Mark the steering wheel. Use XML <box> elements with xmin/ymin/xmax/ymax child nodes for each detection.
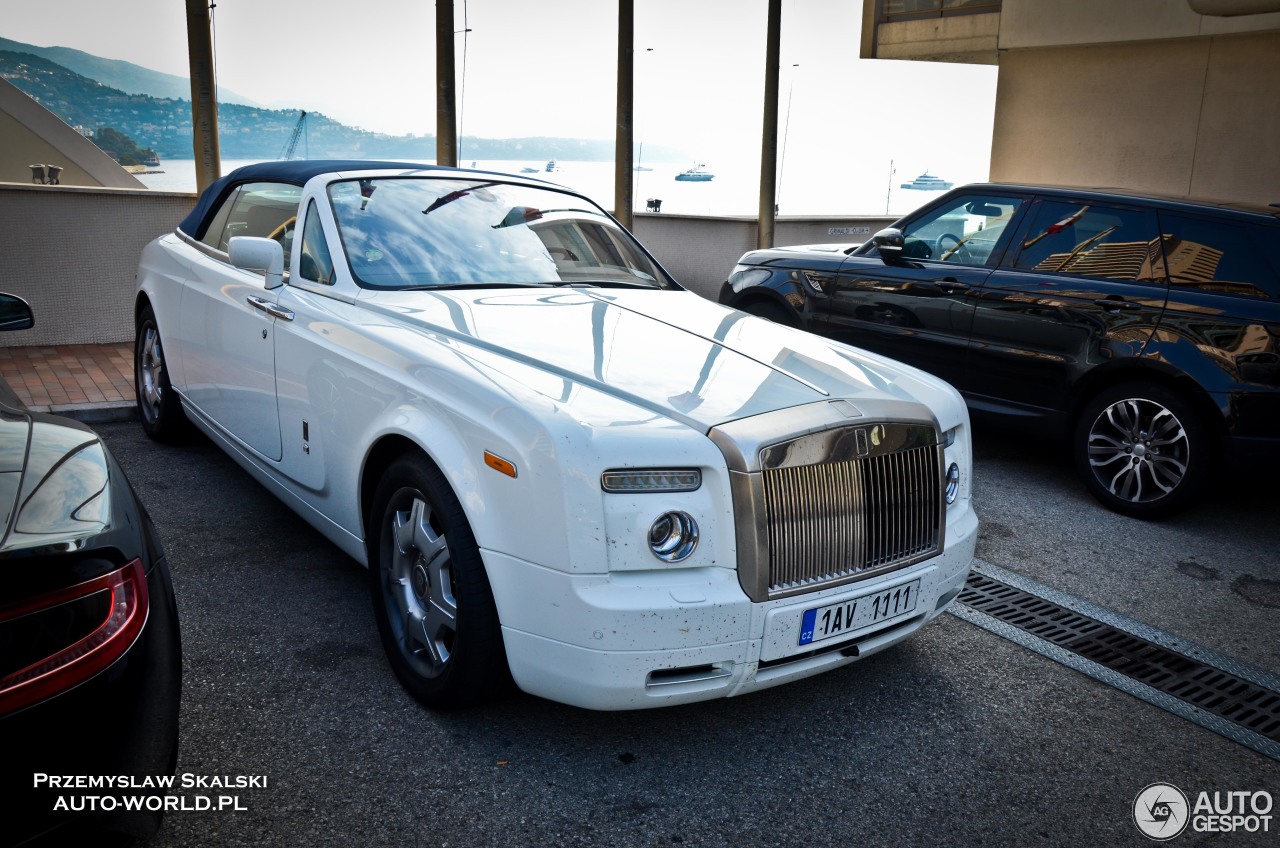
<box><xmin>936</xmin><ymin>233</ymin><xmax>962</xmax><ymax>252</ymax></box>
<box><xmin>939</xmin><ymin>232</ymin><xmax>976</xmax><ymax>262</ymax></box>
<box><xmin>267</xmin><ymin>216</ymin><xmax>297</xmax><ymax>243</ymax></box>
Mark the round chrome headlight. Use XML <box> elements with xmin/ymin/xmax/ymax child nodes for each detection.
<box><xmin>945</xmin><ymin>462</ymin><xmax>961</xmax><ymax>504</ymax></box>
<box><xmin>648</xmin><ymin>511</ymin><xmax>699</xmax><ymax>562</ymax></box>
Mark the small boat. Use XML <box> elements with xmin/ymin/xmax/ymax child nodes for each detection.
<box><xmin>675</xmin><ymin>164</ymin><xmax>714</xmax><ymax>182</ymax></box>
<box><xmin>900</xmin><ymin>171</ymin><xmax>952</xmax><ymax>191</ymax></box>
<box><xmin>520</xmin><ymin>166</ymin><xmax>540</xmax><ymax>173</ymax></box>
<box><xmin>545</xmin><ymin>159</ymin><xmax>558</xmax><ymax>172</ymax></box>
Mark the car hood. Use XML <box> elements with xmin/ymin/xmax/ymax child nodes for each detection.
<box><xmin>0</xmin><ymin>403</ymin><xmax>113</xmax><ymax>554</ymax></box>
<box><xmin>356</xmin><ymin>287</ymin><xmax>953</xmax><ymax>432</ymax></box>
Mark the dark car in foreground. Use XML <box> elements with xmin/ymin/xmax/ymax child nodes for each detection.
<box><xmin>0</xmin><ymin>293</ymin><xmax>181</xmax><ymax>845</ymax></box>
<box><xmin>721</xmin><ymin>183</ymin><xmax>1280</xmax><ymax>518</ymax></box>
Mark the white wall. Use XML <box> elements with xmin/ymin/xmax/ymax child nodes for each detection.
<box><xmin>0</xmin><ymin>184</ymin><xmax>191</xmax><ymax>345</ymax></box>
<box><xmin>990</xmin><ymin>31</ymin><xmax>1280</xmax><ymax>204</ymax></box>
<box><xmin>998</xmin><ymin>0</ymin><xmax>1280</xmax><ymax>47</ymax></box>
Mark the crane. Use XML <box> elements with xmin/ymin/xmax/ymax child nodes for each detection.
<box><xmin>279</xmin><ymin>111</ymin><xmax>308</xmax><ymax>160</ymax></box>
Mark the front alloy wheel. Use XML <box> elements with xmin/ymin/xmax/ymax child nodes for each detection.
<box><xmin>369</xmin><ymin>454</ymin><xmax>509</xmax><ymax>708</ymax></box>
<box><xmin>382</xmin><ymin>495</ymin><xmax>458</xmax><ymax>679</ymax></box>
<box><xmin>1075</xmin><ymin>384</ymin><xmax>1208</xmax><ymax>519</ymax></box>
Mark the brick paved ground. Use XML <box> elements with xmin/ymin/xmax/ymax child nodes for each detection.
<box><xmin>0</xmin><ymin>342</ymin><xmax>134</xmax><ymax>409</ymax></box>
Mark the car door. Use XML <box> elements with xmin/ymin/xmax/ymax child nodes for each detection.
<box><xmin>177</xmin><ymin>181</ymin><xmax>302</xmax><ymax>461</ymax></box>
<box><xmin>810</xmin><ymin>192</ymin><xmax>1029</xmax><ymax>391</ymax></box>
<box><xmin>964</xmin><ymin>197</ymin><xmax>1169</xmax><ymax>426</ymax></box>
<box><xmin>271</xmin><ymin>197</ymin><xmax>356</xmax><ymax>493</ymax></box>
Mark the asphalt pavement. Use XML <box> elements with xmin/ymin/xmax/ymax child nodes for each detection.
<box><xmin>92</xmin><ymin>420</ymin><xmax>1279</xmax><ymax>848</ymax></box>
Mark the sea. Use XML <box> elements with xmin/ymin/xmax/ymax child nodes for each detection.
<box><xmin>136</xmin><ymin>156</ymin><xmax>987</xmax><ymax>219</ymax></box>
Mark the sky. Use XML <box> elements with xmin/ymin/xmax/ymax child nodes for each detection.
<box><xmin>2</xmin><ymin>0</ymin><xmax>999</xmax><ymax>199</ymax></box>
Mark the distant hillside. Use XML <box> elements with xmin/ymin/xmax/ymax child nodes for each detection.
<box><xmin>0</xmin><ymin>36</ymin><xmax>259</xmax><ymax>106</ymax></box>
<box><xmin>0</xmin><ymin>44</ymin><xmax>689</xmax><ymax>163</ymax></box>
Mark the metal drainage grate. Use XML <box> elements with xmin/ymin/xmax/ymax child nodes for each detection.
<box><xmin>954</xmin><ymin>566</ymin><xmax>1280</xmax><ymax>760</ymax></box>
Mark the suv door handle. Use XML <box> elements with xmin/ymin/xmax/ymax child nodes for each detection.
<box><xmin>247</xmin><ymin>295</ymin><xmax>295</xmax><ymax>321</ymax></box>
<box><xmin>933</xmin><ymin>279</ymin><xmax>971</xmax><ymax>294</ymax></box>
<box><xmin>1094</xmin><ymin>296</ymin><xmax>1140</xmax><ymax>312</ymax></box>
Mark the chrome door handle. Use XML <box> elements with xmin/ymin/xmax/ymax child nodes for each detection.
<box><xmin>933</xmin><ymin>279</ymin><xmax>971</xmax><ymax>294</ymax></box>
<box><xmin>1094</xmin><ymin>297</ymin><xmax>1140</xmax><ymax>312</ymax></box>
<box><xmin>247</xmin><ymin>296</ymin><xmax>295</xmax><ymax>321</ymax></box>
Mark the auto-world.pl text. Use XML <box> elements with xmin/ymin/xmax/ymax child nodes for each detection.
<box><xmin>34</xmin><ymin>773</ymin><xmax>268</xmax><ymax>812</ymax></box>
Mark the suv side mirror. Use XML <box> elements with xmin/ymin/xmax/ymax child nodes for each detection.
<box><xmin>0</xmin><ymin>292</ymin><xmax>34</xmax><ymax>331</ymax></box>
<box><xmin>872</xmin><ymin>228</ymin><xmax>906</xmax><ymax>264</ymax></box>
<box><xmin>228</xmin><ymin>237</ymin><xmax>285</xmax><ymax>290</ymax></box>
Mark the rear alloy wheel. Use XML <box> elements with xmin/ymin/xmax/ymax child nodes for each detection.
<box><xmin>1074</xmin><ymin>383</ymin><xmax>1209</xmax><ymax>519</ymax></box>
<box><xmin>135</xmin><ymin>305</ymin><xmax>188</xmax><ymax>440</ymax></box>
<box><xmin>369</xmin><ymin>454</ymin><xmax>509</xmax><ymax>708</ymax></box>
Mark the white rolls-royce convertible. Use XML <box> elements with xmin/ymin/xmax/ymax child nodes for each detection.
<box><xmin>135</xmin><ymin>161</ymin><xmax>977</xmax><ymax>710</ymax></box>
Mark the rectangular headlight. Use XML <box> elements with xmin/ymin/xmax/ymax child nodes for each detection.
<box><xmin>601</xmin><ymin>469</ymin><xmax>702</xmax><ymax>493</ymax></box>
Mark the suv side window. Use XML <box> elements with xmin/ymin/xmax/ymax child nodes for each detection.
<box><xmin>200</xmin><ymin>181</ymin><xmax>303</xmax><ymax>271</ymax></box>
<box><xmin>1012</xmin><ymin>200</ymin><xmax>1164</xmax><ymax>283</ymax></box>
<box><xmin>900</xmin><ymin>194</ymin><xmax>1026</xmax><ymax>266</ymax></box>
<box><xmin>1157</xmin><ymin>212</ymin><xmax>1279</xmax><ymax>301</ymax></box>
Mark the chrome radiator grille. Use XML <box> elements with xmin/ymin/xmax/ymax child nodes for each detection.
<box><xmin>761</xmin><ymin>441</ymin><xmax>943</xmax><ymax>595</ymax></box>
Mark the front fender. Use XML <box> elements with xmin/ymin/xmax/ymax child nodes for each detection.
<box><xmin>135</xmin><ymin>234</ymin><xmax>192</xmax><ymax>389</ymax></box>
<box><xmin>349</xmin><ymin>356</ymin><xmax>726</xmax><ymax>579</ymax></box>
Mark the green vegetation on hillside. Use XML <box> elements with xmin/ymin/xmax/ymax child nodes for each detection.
<box><xmin>0</xmin><ymin>35</ymin><xmax>259</xmax><ymax>106</ymax></box>
<box><xmin>0</xmin><ymin>48</ymin><xmax>688</xmax><ymax>162</ymax></box>
<box><xmin>91</xmin><ymin>126</ymin><xmax>158</xmax><ymax>166</ymax></box>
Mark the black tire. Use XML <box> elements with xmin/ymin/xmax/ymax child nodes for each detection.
<box><xmin>742</xmin><ymin>299</ymin><xmax>799</xmax><ymax>328</ymax></box>
<box><xmin>135</xmin><ymin>304</ymin><xmax>189</xmax><ymax>440</ymax></box>
<box><xmin>368</xmin><ymin>453</ymin><xmax>510</xmax><ymax>709</ymax></box>
<box><xmin>1073</xmin><ymin>382</ymin><xmax>1210</xmax><ymax>519</ymax></box>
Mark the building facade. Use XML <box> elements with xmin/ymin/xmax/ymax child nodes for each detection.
<box><xmin>861</xmin><ymin>0</ymin><xmax>1280</xmax><ymax>205</ymax></box>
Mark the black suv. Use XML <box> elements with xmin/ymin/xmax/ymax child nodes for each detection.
<box><xmin>720</xmin><ymin>183</ymin><xmax>1280</xmax><ymax>518</ymax></box>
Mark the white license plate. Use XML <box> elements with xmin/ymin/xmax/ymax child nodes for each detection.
<box><xmin>798</xmin><ymin>579</ymin><xmax>922</xmax><ymax>646</ymax></box>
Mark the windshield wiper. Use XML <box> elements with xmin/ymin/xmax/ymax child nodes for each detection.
<box><xmin>421</xmin><ymin>181</ymin><xmax>502</xmax><ymax>216</ymax></box>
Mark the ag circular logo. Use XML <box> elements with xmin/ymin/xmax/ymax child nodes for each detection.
<box><xmin>1134</xmin><ymin>783</ymin><xmax>1190</xmax><ymax>841</ymax></box>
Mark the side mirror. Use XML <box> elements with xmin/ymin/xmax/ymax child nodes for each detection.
<box><xmin>228</xmin><ymin>237</ymin><xmax>285</xmax><ymax>290</ymax></box>
<box><xmin>872</xmin><ymin>228</ymin><xmax>905</xmax><ymax>264</ymax></box>
<box><xmin>0</xmin><ymin>292</ymin><xmax>34</xmax><ymax>331</ymax></box>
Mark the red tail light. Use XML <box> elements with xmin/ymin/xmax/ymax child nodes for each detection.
<box><xmin>0</xmin><ymin>558</ymin><xmax>149</xmax><ymax>716</ymax></box>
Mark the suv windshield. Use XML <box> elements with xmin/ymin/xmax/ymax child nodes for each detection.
<box><xmin>327</xmin><ymin>177</ymin><xmax>672</xmax><ymax>290</ymax></box>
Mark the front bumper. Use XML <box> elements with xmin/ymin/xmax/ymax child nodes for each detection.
<box><xmin>487</xmin><ymin>506</ymin><xmax>977</xmax><ymax>710</ymax></box>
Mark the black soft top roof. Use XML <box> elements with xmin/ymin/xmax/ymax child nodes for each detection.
<box><xmin>177</xmin><ymin>160</ymin><xmax>486</xmax><ymax>238</ymax></box>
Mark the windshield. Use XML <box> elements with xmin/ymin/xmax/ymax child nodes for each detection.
<box><xmin>327</xmin><ymin>177</ymin><xmax>673</xmax><ymax>290</ymax></box>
